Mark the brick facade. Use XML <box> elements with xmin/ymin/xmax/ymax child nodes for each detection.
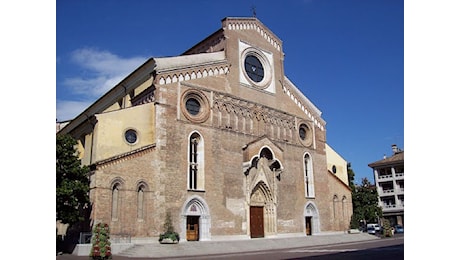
<box><xmin>58</xmin><ymin>17</ymin><xmax>352</xmax><ymax>241</ymax></box>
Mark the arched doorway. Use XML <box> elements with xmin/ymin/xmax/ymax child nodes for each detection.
<box><xmin>249</xmin><ymin>180</ymin><xmax>276</xmax><ymax>238</ymax></box>
<box><xmin>304</xmin><ymin>202</ymin><xmax>320</xmax><ymax>235</ymax></box>
<box><xmin>181</xmin><ymin>196</ymin><xmax>211</xmax><ymax>241</ymax></box>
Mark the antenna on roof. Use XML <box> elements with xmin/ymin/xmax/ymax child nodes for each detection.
<box><xmin>251</xmin><ymin>5</ymin><xmax>257</xmax><ymax>17</ymax></box>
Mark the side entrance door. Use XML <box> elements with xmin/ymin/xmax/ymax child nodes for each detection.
<box><xmin>305</xmin><ymin>216</ymin><xmax>312</xmax><ymax>235</ymax></box>
<box><xmin>250</xmin><ymin>206</ymin><xmax>264</xmax><ymax>238</ymax></box>
<box><xmin>186</xmin><ymin>216</ymin><xmax>200</xmax><ymax>241</ymax></box>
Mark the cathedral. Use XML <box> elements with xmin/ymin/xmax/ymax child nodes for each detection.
<box><xmin>57</xmin><ymin>17</ymin><xmax>352</xmax><ymax>242</ymax></box>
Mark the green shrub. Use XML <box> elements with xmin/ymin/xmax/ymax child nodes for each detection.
<box><xmin>159</xmin><ymin>212</ymin><xmax>180</xmax><ymax>243</ymax></box>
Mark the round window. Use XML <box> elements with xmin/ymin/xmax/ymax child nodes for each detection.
<box><xmin>244</xmin><ymin>55</ymin><xmax>264</xmax><ymax>83</ymax></box>
<box><xmin>332</xmin><ymin>165</ymin><xmax>337</xmax><ymax>174</ymax></box>
<box><xmin>186</xmin><ymin>98</ymin><xmax>201</xmax><ymax>115</ymax></box>
<box><xmin>240</xmin><ymin>47</ymin><xmax>272</xmax><ymax>89</ymax></box>
<box><xmin>298</xmin><ymin>123</ymin><xmax>313</xmax><ymax>147</ymax></box>
<box><xmin>181</xmin><ymin>89</ymin><xmax>210</xmax><ymax>123</ymax></box>
<box><xmin>299</xmin><ymin>124</ymin><xmax>309</xmax><ymax>140</ymax></box>
<box><xmin>299</xmin><ymin>127</ymin><xmax>307</xmax><ymax>140</ymax></box>
<box><xmin>125</xmin><ymin>129</ymin><xmax>137</xmax><ymax>144</ymax></box>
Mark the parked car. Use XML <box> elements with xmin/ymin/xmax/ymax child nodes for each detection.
<box><xmin>367</xmin><ymin>226</ymin><xmax>376</xmax><ymax>234</ymax></box>
<box><xmin>394</xmin><ymin>225</ymin><xmax>404</xmax><ymax>233</ymax></box>
<box><xmin>367</xmin><ymin>223</ymin><xmax>380</xmax><ymax>232</ymax></box>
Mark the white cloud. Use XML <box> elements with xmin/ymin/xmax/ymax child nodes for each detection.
<box><xmin>66</xmin><ymin>48</ymin><xmax>147</xmax><ymax>96</ymax></box>
<box><xmin>57</xmin><ymin>48</ymin><xmax>148</xmax><ymax>121</ymax></box>
<box><xmin>56</xmin><ymin>100</ymin><xmax>94</xmax><ymax>122</ymax></box>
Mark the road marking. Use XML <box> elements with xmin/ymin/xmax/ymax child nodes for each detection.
<box><xmin>288</xmin><ymin>249</ymin><xmax>358</xmax><ymax>253</ymax></box>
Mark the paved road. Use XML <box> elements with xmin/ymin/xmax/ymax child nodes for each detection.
<box><xmin>56</xmin><ymin>233</ymin><xmax>400</xmax><ymax>259</ymax></box>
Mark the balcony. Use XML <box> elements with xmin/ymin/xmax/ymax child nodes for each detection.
<box><xmin>378</xmin><ymin>174</ymin><xmax>393</xmax><ymax>180</ymax></box>
<box><xmin>382</xmin><ymin>188</ymin><xmax>394</xmax><ymax>193</ymax></box>
<box><xmin>395</xmin><ymin>172</ymin><xmax>404</xmax><ymax>179</ymax></box>
<box><xmin>382</xmin><ymin>203</ymin><xmax>404</xmax><ymax>213</ymax></box>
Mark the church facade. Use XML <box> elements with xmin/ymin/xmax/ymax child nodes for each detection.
<box><xmin>57</xmin><ymin>17</ymin><xmax>352</xmax><ymax>242</ymax></box>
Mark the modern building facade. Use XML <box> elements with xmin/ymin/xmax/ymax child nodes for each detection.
<box><xmin>368</xmin><ymin>144</ymin><xmax>404</xmax><ymax>226</ymax></box>
<box><xmin>57</xmin><ymin>17</ymin><xmax>352</xmax><ymax>242</ymax></box>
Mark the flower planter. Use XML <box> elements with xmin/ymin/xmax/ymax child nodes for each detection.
<box><xmin>159</xmin><ymin>238</ymin><xmax>179</xmax><ymax>244</ymax></box>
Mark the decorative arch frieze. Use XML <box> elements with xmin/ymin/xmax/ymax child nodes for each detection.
<box><xmin>157</xmin><ymin>65</ymin><xmax>229</xmax><ymax>86</ymax></box>
<box><xmin>212</xmin><ymin>92</ymin><xmax>296</xmax><ymax>140</ymax></box>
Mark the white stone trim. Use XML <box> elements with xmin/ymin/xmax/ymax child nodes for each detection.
<box><xmin>283</xmin><ymin>77</ymin><xmax>325</xmax><ymax>131</ymax></box>
<box><xmin>227</xmin><ymin>20</ymin><xmax>281</xmax><ymax>51</ymax></box>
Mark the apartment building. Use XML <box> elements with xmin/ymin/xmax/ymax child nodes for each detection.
<box><xmin>368</xmin><ymin>144</ymin><xmax>404</xmax><ymax>226</ymax></box>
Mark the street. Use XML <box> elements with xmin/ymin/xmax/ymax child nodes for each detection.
<box><xmin>167</xmin><ymin>235</ymin><xmax>404</xmax><ymax>260</ymax></box>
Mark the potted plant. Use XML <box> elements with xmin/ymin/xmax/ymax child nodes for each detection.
<box><xmin>89</xmin><ymin>222</ymin><xmax>112</xmax><ymax>259</ymax></box>
<box><xmin>159</xmin><ymin>211</ymin><xmax>180</xmax><ymax>244</ymax></box>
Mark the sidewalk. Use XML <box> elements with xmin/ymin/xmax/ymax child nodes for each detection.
<box><xmin>56</xmin><ymin>232</ymin><xmax>380</xmax><ymax>259</ymax></box>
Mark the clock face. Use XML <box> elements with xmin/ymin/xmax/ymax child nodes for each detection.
<box><xmin>244</xmin><ymin>55</ymin><xmax>264</xmax><ymax>83</ymax></box>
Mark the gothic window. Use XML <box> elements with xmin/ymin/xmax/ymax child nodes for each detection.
<box><xmin>304</xmin><ymin>153</ymin><xmax>315</xmax><ymax>198</ymax></box>
<box><xmin>333</xmin><ymin>195</ymin><xmax>339</xmax><ymax>219</ymax></box>
<box><xmin>111</xmin><ymin>183</ymin><xmax>121</xmax><ymax>221</ymax></box>
<box><xmin>188</xmin><ymin>132</ymin><xmax>205</xmax><ymax>191</ymax></box>
<box><xmin>137</xmin><ymin>184</ymin><xmax>146</xmax><ymax>220</ymax></box>
<box><xmin>342</xmin><ymin>196</ymin><xmax>347</xmax><ymax>220</ymax></box>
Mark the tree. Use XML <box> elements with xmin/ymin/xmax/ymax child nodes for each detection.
<box><xmin>347</xmin><ymin>163</ymin><xmax>382</xmax><ymax>229</ymax></box>
<box><xmin>347</xmin><ymin>163</ymin><xmax>356</xmax><ymax>191</ymax></box>
<box><xmin>347</xmin><ymin>163</ymin><xmax>360</xmax><ymax>229</ymax></box>
<box><xmin>351</xmin><ymin>177</ymin><xmax>382</xmax><ymax>227</ymax></box>
<box><xmin>56</xmin><ymin>134</ymin><xmax>90</xmax><ymax>225</ymax></box>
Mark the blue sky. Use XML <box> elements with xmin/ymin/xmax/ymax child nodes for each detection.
<box><xmin>56</xmin><ymin>0</ymin><xmax>404</xmax><ymax>184</ymax></box>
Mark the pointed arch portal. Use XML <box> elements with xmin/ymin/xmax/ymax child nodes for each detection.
<box><xmin>181</xmin><ymin>196</ymin><xmax>211</xmax><ymax>241</ymax></box>
<box><xmin>249</xmin><ymin>180</ymin><xmax>276</xmax><ymax>238</ymax></box>
<box><xmin>304</xmin><ymin>202</ymin><xmax>320</xmax><ymax>235</ymax></box>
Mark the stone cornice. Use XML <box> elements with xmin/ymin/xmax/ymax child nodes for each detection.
<box><xmin>92</xmin><ymin>143</ymin><xmax>156</xmax><ymax>170</ymax></box>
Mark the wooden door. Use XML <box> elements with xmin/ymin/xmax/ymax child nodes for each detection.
<box><xmin>250</xmin><ymin>206</ymin><xmax>264</xmax><ymax>238</ymax></box>
<box><xmin>186</xmin><ymin>216</ymin><xmax>200</xmax><ymax>241</ymax></box>
<box><xmin>305</xmin><ymin>216</ymin><xmax>312</xmax><ymax>235</ymax></box>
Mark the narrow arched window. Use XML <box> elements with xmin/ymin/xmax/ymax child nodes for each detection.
<box><xmin>342</xmin><ymin>196</ymin><xmax>347</xmax><ymax>221</ymax></box>
<box><xmin>333</xmin><ymin>195</ymin><xmax>339</xmax><ymax>219</ymax></box>
<box><xmin>188</xmin><ymin>132</ymin><xmax>205</xmax><ymax>190</ymax></box>
<box><xmin>137</xmin><ymin>185</ymin><xmax>145</xmax><ymax>220</ymax></box>
<box><xmin>111</xmin><ymin>183</ymin><xmax>120</xmax><ymax>221</ymax></box>
<box><xmin>304</xmin><ymin>153</ymin><xmax>315</xmax><ymax>198</ymax></box>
